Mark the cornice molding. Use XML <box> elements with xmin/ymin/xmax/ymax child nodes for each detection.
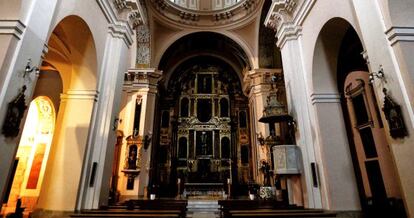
<box><xmin>97</xmin><ymin>0</ymin><xmax>146</xmax><ymax>46</ymax></box>
<box><xmin>0</xmin><ymin>20</ymin><xmax>26</xmax><ymax>40</ymax></box>
<box><xmin>243</xmin><ymin>68</ymin><xmax>282</xmax><ymax>96</ymax></box>
<box><xmin>265</xmin><ymin>0</ymin><xmax>316</xmax><ymax>48</ymax></box>
<box><xmin>149</xmin><ymin>0</ymin><xmax>263</xmax><ymax>30</ymax></box>
<box><xmin>276</xmin><ymin>23</ymin><xmax>302</xmax><ymax>48</ymax></box>
<box><xmin>124</xmin><ymin>68</ymin><xmax>163</xmax><ymax>92</ymax></box>
<box><xmin>109</xmin><ymin>23</ymin><xmax>134</xmax><ymax>46</ymax></box>
<box><xmin>386</xmin><ymin>26</ymin><xmax>414</xmax><ymax>46</ymax></box>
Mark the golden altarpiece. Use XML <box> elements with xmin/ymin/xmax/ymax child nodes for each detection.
<box><xmin>152</xmin><ymin>66</ymin><xmax>252</xmax><ymax>197</ymax></box>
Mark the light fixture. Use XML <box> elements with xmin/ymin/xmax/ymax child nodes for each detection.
<box><xmin>112</xmin><ymin>117</ymin><xmax>122</xmax><ymax>131</ymax></box>
<box><xmin>24</xmin><ymin>59</ymin><xmax>39</xmax><ymax>78</ymax></box>
<box><xmin>369</xmin><ymin>65</ymin><xmax>385</xmax><ymax>84</ymax></box>
<box><xmin>143</xmin><ymin>132</ymin><xmax>152</xmax><ymax>150</ymax></box>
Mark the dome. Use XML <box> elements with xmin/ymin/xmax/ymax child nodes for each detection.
<box><xmin>168</xmin><ymin>0</ymin><xmax>243</xmax><ymax>11</ymax></box>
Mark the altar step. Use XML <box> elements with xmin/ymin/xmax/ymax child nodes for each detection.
<box><xmin>186</xmin><ymin>200</ymin><xmax>220</xmax><ymax>218</ymax></box>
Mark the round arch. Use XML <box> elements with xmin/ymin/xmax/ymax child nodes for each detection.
<box><xmin>35</xmin><ymin>15</ymin><xmax>99</xmax><ymax>212</ymax></box>
<box><xmin>154</xmin><ymin>30</ymin><xmax>256</xmax><ymax>70</ymax></box>
<box><xmin>311</xmin><ymin>17</ymin><xmax>365</xmax><ymax>93</ymax></box>
<box><xmin>43</xmin><ymin>15</ymin><xmax>97</xmax><ymax>92</ymax></box>
<box><xmin>163</xmin><ymin>52</ymin><xmax>245</xmax><ymax>88</ymax></box>
<box><xmin>310</xmin><ymin>17</ymin><xmax>363</xmax><ymax>211</ymax></box>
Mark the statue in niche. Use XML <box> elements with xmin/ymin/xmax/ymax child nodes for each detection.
<box><xmin>198</xmin><ymin>74</ymin><xmax>212</xmax><ymax>93</ymax></box>
<box><xmin>382</xmin><ymin>88</ymin><xmax>408</xmax><ymax>139</ymax></box>
<box><xmin>2</xmin><ymin>86</ymin><xmax>27</xmax><ymax>138</ymax></box>
<box><xmin>197</xmin><ymin>131</ymin><xmax>212</xmax><ymax>156</ymax></box>
<box><xmin>201</xmin><ymin>131</ymin><xmax>208</xmax><ymax>155</ymax></box>
<box><xmin>128</xmin><ymin>145</ymin><xmax>138</xmax><ymax>169</ymax></box>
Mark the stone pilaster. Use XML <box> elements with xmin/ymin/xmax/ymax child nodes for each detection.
<box><xmin>123</xmin><ymin>68</ymin><xmax>162</xmax><ymax>197</ymax></box>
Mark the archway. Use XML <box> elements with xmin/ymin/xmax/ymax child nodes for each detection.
<box><xmin>2</xmin><ymin>97</ymin><xmax>55</xmax><ymax>215</ymax></box>
<box><xmin>149</xmin><ymin>31</ymin><xmax>252</xmax><ymax>198</ymax></box>
<box><xmin>33</xmin><ymin>15</ymin><xmax>98</xmax><ymax>213</ymax></box>
<box><xmin>312</xmin><ymin>17</ymin><xmax>404</xmax><ymax>216</ymax></box>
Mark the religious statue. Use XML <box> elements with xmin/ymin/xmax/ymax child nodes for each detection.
<box><xmin>128</xmin><ymin>145</ymin><xmax>138</xmax><ymax>169</ymax></box>
<box><xmin>382</xmin><ymin>88</ymin><xmax>408</xmax><ymax>139</ymax></box>
<box><xmin>260</xmin><ymin>160</ymin><xmax>271</xmax><ymax>186</ymax></box>
<box><xmin>201</xmin><ymin>131</ymin><xmax>208</xmax><ymax>155</ymax></box>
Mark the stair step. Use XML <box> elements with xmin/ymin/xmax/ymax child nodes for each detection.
<box><xmin>80</xmin><ymin>209</ymin><xmax>181</xmax><ymax>214</ymax></box>
<box><xmin>228</xmin><ymin>209</ymin><xmax>326</xmax><ymax>213</ymax></box>
<box><xmin>230</xmin><ymin>212</ymin><xmax>337</xmax><ymax>217</ymax></box>
<box><xmin>71</xmin><ymin>214</ymin><xmax>179</xmax><ymax>217</ymax></box>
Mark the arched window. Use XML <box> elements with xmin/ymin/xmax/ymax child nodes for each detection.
<box><xmin>180</xmin><ymin>98</ymin><xmax>189</xmax><ymax>117</ymax></box>
<box><xmin>239</xmin><ymin>111</ymin><xmax>247</xmax><ymax>127</ymax></box>
<box><xmin>220</xmin><ymin>98</ymin><xmax>229</xmax><ymax>117</ymax></box>
<box><xmin>221</xmin><ymin>137</ymin><xmax>230</xmax><ymax>159</ymax></box>
<box><xmin>161</xmin><ymin>111</ymin><xmax>170</xmax><ymax>128</ymax></box>
<box><xmin>178</xmin><ymin>137</ymin><xmax>188</xmax><ymax>159</ymax></box>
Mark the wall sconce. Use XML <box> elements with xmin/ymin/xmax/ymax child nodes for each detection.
<box><xmin>256</xmin><ymin>132</ymin><xmax>265</xmax><ymax>146</ymax></box>
<box><xmin>112</xmin><ymin>117</ymin><xmax>122</xmax><ymax>131</ymax></box>
<box><xmin>23</xmin><ymin>59</ymin><xmax>39</xmax><ymax>78</ymax></box>
<box><xmin>369</xmin><ymin>66</ymin><xmax>385</xmax><ymax>84</ymax></box>
<box><xmin>287</xmin><ymin>119</ymin><xmax>296</xmax><ymax>130</ymax></box>
<box><xmin>143</xmin><ymin>132</ymin><xmax>152</xmax><ymax>150</ymax></box>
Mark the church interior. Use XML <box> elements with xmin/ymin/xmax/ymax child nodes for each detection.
<box><xmin>0</xmin><ymin>0</ymin><xmax>413</xmax><ymax>217</ymax></box>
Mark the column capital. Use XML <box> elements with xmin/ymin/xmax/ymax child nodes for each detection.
<box><xmin>243</xmin><ymin>68</ymin><xmax>282</xmax><ymax>96</ymax></box>
<box><xmin>265</xmin><ymin>0</ymin><xmax>315</xmax><ymax>48</ymax></box>
<box><xmin>98</xmin><ymin>0</ymin><xmax>147</xmax><ymax>46</ymax></box>
<box><xmin>123</xmin><ymin>68</ymin><xmax>163</xmax><ymax>93</ymax></box>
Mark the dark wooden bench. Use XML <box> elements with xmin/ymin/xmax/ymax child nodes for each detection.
<box><xmin>219</xmin><ymin>199</ymin><xmax>289</xmax><ymax>217</ymax></box>
<box><xmin>70</xmin><ymin>199</ymin><xmax>188</xmax><ymax>218</ymax></box>
<box><xmin>126</xmin><ymin>199</ymin><xmax>188</xmax><ymax>217</ymax></box>
<box><xmin>219</xmin><ymin>199</ymin><xmax>335</xmax><ymax>218</ymax></box>
<box><xmin>229</xmin><ymin>210</ymin><xmax>337</xmax><ymax>217</ymax></box>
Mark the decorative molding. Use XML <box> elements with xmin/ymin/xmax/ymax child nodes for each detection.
<box><xmin>149</xmin><ymin>0</ymin><xmax>262</xmax><ymax>29</ymax></box>
<box><xmin>243</xmin><ymin>68</ymin><xmax>282</xmax><ymax>96</ymax></box>
<box><xmin>265</xmin><ymin>0</ymin><xmax>317</xmax><ymax>49</ymax></box>
<box><xmin>60</xmin><ymin>90</ymin><xmax>99</xmax><ymax>102</ymax></box>
<box><xmin>124</xmin><ymin>68</ymin><xmax>163</xmax><ymax>92</ymax></box>
<box><xmin>97</xmin><ymin>0</ymin><xmax>146</xmax><ymax>46</ymax></box>
<box><xmin>264</xmin><ymin>0</ymin><xmax>297</xmax><ymax>31</ymax></box>
<box><xmin>386</xmin><ymin>26</ymin><xmax>414</xmax><ymax>46</ymax></box>
<box><xmin>310</xmin><ymin>93</ymin><xmax>341</xmax><ymax>105</ymax></box>
<box><xmin>276</xmin><ymin>23</ymin><xmax>302</xmax><ymax>48</ymax></box>
<box><xmin>0</xmin><ymin>20</ymin><xmax>26</xmax><ymax>40</ymax></box>
<box><xmin>136</xmin><ymin>25</ymin><xmax>150</xmax><ymax>66</ymax></box>
<box><xmin>108</xmin><ymin>23</ymin><xmax>134</xmax><ymax>47</ymax></box>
